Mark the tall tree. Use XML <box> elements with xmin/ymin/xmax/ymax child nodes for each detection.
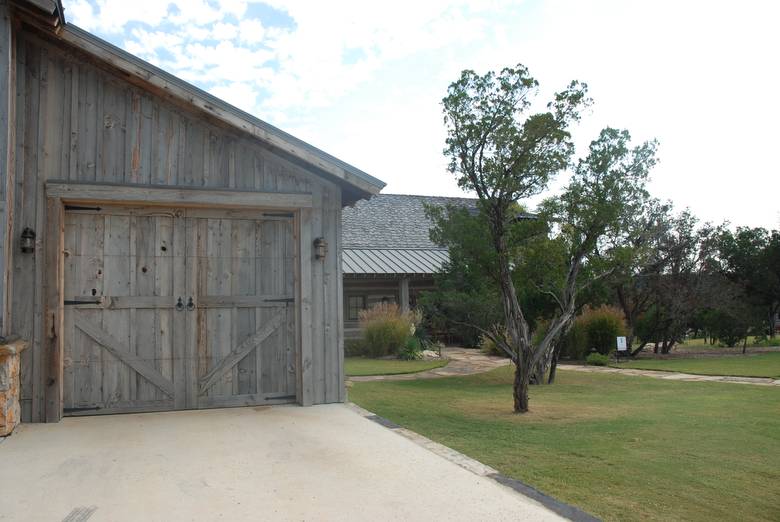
<box><xmin>442</xmin><ymin>65</ymin><xmax>657</xmax><ymax>412</ymax></box>
<box><xmin>717</xmin><ymin>227</ymin><xmax>780</xmax><ymax>338</ymax></box>
<box><xmin>632</xmin><ymin>212</ymin><xmax>721</xmax><ymax>353</ymax></box>
<box><xmin>610</xmin><ymin>199</ymin><xmax>674</xmax><ymax>354</ymax></box>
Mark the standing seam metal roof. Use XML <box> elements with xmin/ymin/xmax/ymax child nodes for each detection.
<box><xmin>341</xmin><ymin>194</ymin><xmax>477</xmax><ymax>276</ymax></box>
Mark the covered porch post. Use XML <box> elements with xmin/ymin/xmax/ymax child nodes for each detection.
<box><xmin>399</xmin><ymin>276</ymin><xmax>410</xmax><ymax>313</ymax></box>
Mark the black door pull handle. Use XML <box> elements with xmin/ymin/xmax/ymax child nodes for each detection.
<box><xmin>175</xmin><ymin>297</ymin><xmax>184</xmax><ymax>311</ymax></box>
<box><xmin>186</xmin><ymin>297</ymin><xmax>195</xmax><ymax>311</ymax></box>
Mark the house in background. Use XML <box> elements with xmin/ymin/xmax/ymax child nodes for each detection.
<box><xmin>341</xmin><ymin>194</ymin><xmax>476</xmax><ymax>339</ymax></box>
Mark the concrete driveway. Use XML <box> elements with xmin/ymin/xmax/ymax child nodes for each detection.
<box><xmin>0</xmin><ymin>404</ymin><xmax>563</xmax><ymax>521</ymax></box>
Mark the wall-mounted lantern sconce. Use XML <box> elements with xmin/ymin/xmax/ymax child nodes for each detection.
<box><xmin>20</xmin><ymin>227</ymin><xmax>36</xmax><ymax>254</ymax></box>
<box><xmin>313</xmin><ymin>237</ymin><xmax>328</xmax><ymax>260</ymax></box>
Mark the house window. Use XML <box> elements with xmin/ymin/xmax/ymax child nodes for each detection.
<box><xmin>347</xmin><ymin>295</ymin><xmax>365</xmax><ymax>321</ymax></box>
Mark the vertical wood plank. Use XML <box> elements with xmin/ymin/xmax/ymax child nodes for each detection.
<box><xmin>13</xmin><ymin>38</ymin><xmax>31</xmax><ymax>420</ymax></box>
<box><xmin>333</xmin><ymin>189</ymin><xmax>345</xmax><ymax>402</ymax></box>
<box><xmin>171</xmin><ymin>210</ymin><xmax>186</xmax><ymax>408</ymax></box>
<box><xmin>30</xmin><ymin>46</ymin><xmax>47</xmax><ymax>421</ymax></box>
<box><xmin>43</xmin><ymin>196</ymin><xmax>63</xmax><ymax>422</ymax></box>
<box><xmin>323</xmin><ymin>185</ymin><xmax>341</xmax><ymax>403</ymax></box>
<box><xmin>0</xmin><ymin>2</ymin><xmax>14</xmax><ymax>336</ymax></box>
<box><xmin>298</xmin><ymin>207</ymin><xmax>313</xmax><ymax>406</ymax></box>
<box><xmin>310</xmin><ymin>186</ymin><xmax>325</xmax><ymax>403</ymax></box>
<box><xmin>67</xmin><ymin>63</ymin><xmax>78</xmax><ymax>180</ymax></box>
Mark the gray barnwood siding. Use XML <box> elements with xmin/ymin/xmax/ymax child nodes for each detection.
<box><xmin>0</xmin><ymin>2</ymin><xmax>13</xmax><ymax>336</ymax></box>
<box><xmin>13</xmin><ymin>28</ymin><xmax>344</xmax><ymax>422</ymax></box>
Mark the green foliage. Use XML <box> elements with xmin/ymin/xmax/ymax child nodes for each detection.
<box><xmin>583</xmin><ymin>305</ymin><xmax>627</xmax><ymax>355</ymax></box>
<box><xmin>586</xmin><ymin>353</ymin><xmax>609</xmax><ymax>366</ymax></box>
<box><xmin>442</xmin><ymin>66</ymin><xmax>589</xmax><ymax>200</ymax></box>
<box><xmin>344</xmin><ymin>339</ymin><xmax>366</xmax><ymax>357</ymax></box>
<box><xmin>479</xmin><ymin>331</ymin><xmax>509</xmax><ymax>357</ymax></box>
<box><xmin>706</xmin><ymin>308</ymin><xmax>753</xmax><ymax>347</ymax></box>
<box><xmin>359</xmin><ymin>303</ymin><xmax>414</xmax><ymax>358</ymax></box>
<box><xmin>420</xmin><ymin>205</ymin><xmax>504</xmax><ymax>347</ymax></box>
<box><xmin>398</xmin><ymin>337</ymin><xmax>424</xmax><ymax>360</ymax></box>
<box><xmin>752</xmin><ymin>335</ymin><xmax>780</xmax><ymax>348</ymax></box>
<box><xmin>558</xmin><ymin>319</ymin><xmax>588</xmax><ymax>360</ymax></box>
<box><xmin>717</xmin><ymin>227</ymin><xmax>780</xmax><ymax>337</ymax></box>
<box><xmin>557</xmin><ymin>306</ymin><xmax>626</xmax><ymax>359</ymax></box>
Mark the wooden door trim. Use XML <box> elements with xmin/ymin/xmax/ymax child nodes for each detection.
<box><xmin>45</xmin><ymin>189</ymin><xmax>312</xmax><ymax>421</ymax></box>
<box><xmin>43</xmin><ymin>196</ymin><xmax>64</xmax><ymax>422</ymax></box>
<box><xmin>45</xmin><ymin>181</ymin><xmax>313</xmax><ymax>210</ymax></box>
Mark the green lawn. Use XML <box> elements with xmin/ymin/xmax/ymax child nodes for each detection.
<box><xmin>344</xmin><ymin>357</ymin><xmax>448</xmax><ymax>376</ymax></box>
<box><xmin>614</xmin><ymin>352</ymin><xmax>780</xmax><ymax>378</ymax></box>
<box><xmin>349</xmin><ymin>367</ymin><xmax>780</xmax><ymax>522</ymax></box>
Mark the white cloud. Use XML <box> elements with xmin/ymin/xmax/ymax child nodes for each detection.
<box><xmin>69</xmin><ymin>0</ymin><xmax>173</xmax><ymax>32</ymax></box>
<box><xmin>239</xmin><ymin>19</ymin><xmax>265</xmax><ymax>44</ymax></box>
<box><xmin>64</xmin><ymin>0</ymin><xmax>780</xmax><ymax>228</ymax></box>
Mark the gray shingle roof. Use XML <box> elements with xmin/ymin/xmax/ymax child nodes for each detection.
<box><xmin>342</xmin><ymin>194</ymin><xmax>477</xmax><ymax>249</ymax></box>
<box><xmin>341</xmin><ymin>194</ymin><xmax>477</xmax><ymax>275</ymax></box>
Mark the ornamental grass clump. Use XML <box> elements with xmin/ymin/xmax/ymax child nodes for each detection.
<box><xmin>359</xmin><ymin>303</ymin><xmax>415</xmax><ymax>357</ymax></box>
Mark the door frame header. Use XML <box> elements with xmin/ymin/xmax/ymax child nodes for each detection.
<box><xmin>46</xmin><ymin>181</ymin><xmax>313</xmax><ymax>210</ymax></box>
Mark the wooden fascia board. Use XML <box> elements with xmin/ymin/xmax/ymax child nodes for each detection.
<box><xmin>53</xmin><ymin>25</ymin><xmax>384</xmax><ymax>197</ymax></box>
<box><xmin>46</xmin><ymin>182</ymin><xmax>313</xmax><ymax>210</ymax></box>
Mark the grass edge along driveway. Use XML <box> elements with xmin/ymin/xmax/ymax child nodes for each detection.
<box><xmin>349</xmin><ymin>366</ymin><xmax>780</xmax><ymax>522</ymax></box>
<box><xmin>345</xmin><ymin>357</ymin><xmax>448</xmax><ymax>376</ymax></box>
<box><xmin>612</xmin><ymin>352</ymin><xmax>780</xmax><ymax>379</ymax></box>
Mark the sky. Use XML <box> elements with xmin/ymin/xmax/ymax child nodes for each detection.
<box><xmin>65</xmin><ymin>0</ymin><xmax>780</xmax><ymax>229</ymax></box>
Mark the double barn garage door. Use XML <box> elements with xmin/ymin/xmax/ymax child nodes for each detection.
<box><xmin>62</xmin><ymin>205</ymin><xmax>297</xmax><ymax>415</ymax></box>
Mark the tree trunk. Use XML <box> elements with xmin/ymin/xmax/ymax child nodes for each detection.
<box><xmin>513</xmin><ymin>361</ymin><xmax>530</xmax><ymax>413</ymax></box>
<box><xmin>547</xmin><ymin>344</ymin><xmax>561</xmax><ymax>384</ymax></box>
<box><xmin>530</xmin><ymin>346</ymin><xmax>552</xmax><ymax>384</ymax></box>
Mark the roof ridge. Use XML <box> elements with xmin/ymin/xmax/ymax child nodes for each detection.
<box><xmin>378</xmin><ymin>193</ymin><xmax>477</xmax><ymax>201</ymax></box>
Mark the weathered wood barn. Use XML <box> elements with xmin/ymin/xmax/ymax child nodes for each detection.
<box><xmin>341</xmin><ymin>194</ymin><xmax>476</xmax><ymax>339</ymax></box>
<box><xmin>0</xmin><ymin>0</ymin><xmax>384</xmax><ymax>423</ymax></box>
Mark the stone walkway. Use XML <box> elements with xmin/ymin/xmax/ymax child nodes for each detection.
<box><xmin>348</xmin><ymin>347</ymin><xmax>511</xmax><ymax>382</ymax></box>
<box><xmin>558</xmin><ymin>364</ymin><xmax>780</xmax><ymax>387</ymax></box>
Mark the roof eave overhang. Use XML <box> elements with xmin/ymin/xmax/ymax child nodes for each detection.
<box><xmin>12</xmin><ymin>0</ymin><xmax>65</xmax><ymax>30</ymax></box>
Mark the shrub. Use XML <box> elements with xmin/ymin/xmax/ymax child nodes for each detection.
<box><xmin>559</xmin><ymin>319</ymin><xmax>589</xmax><ymax>360</ymax></box>
<box><xmin>344</xmin><ymin>339</ymin><xmax>365</xmax><ymax>357</ymax></box>
<box><xmin>359</xmin><ymin>303</ymin><xmax>414</xmax><ymax>357</ymax></box>
<box><xmin>398</xmin><ymin>337</ymin><xmax>423</xmax><ymax>360</ymax></box>
<box><xmin>753</xmin><ymin>335</ymin><xmax>780</xmax><ymax>348</ymax></box>
<box><xmin>584</xmin><ymin>306</ymin><xmax>627</xmax><ymax>355</ymax></box>
<box><xmin>479</xmin><ymin>329</ymin><xmax>509</xmax><ymax>357</ymax></box>
<box><xmin>577</xmin><ymin>305</ymin><xmax>626</xmax><ymax>355</ymax></box>
<box><xmin>586</xmin><ymin>352</ymin><xmax>609</xmax><ymax>366</ymax></box>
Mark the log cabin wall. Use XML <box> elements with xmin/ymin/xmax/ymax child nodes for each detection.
<box><xmin>11</xmin><ymin>26</ymin><xmax>345</xmax><ymax>422</ymax></box>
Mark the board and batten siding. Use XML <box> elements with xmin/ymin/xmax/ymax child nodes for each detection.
<box><xmin>11</xmin><ymin>29</ymin><xmax>345</xmax><ymax>422</ymax></box>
